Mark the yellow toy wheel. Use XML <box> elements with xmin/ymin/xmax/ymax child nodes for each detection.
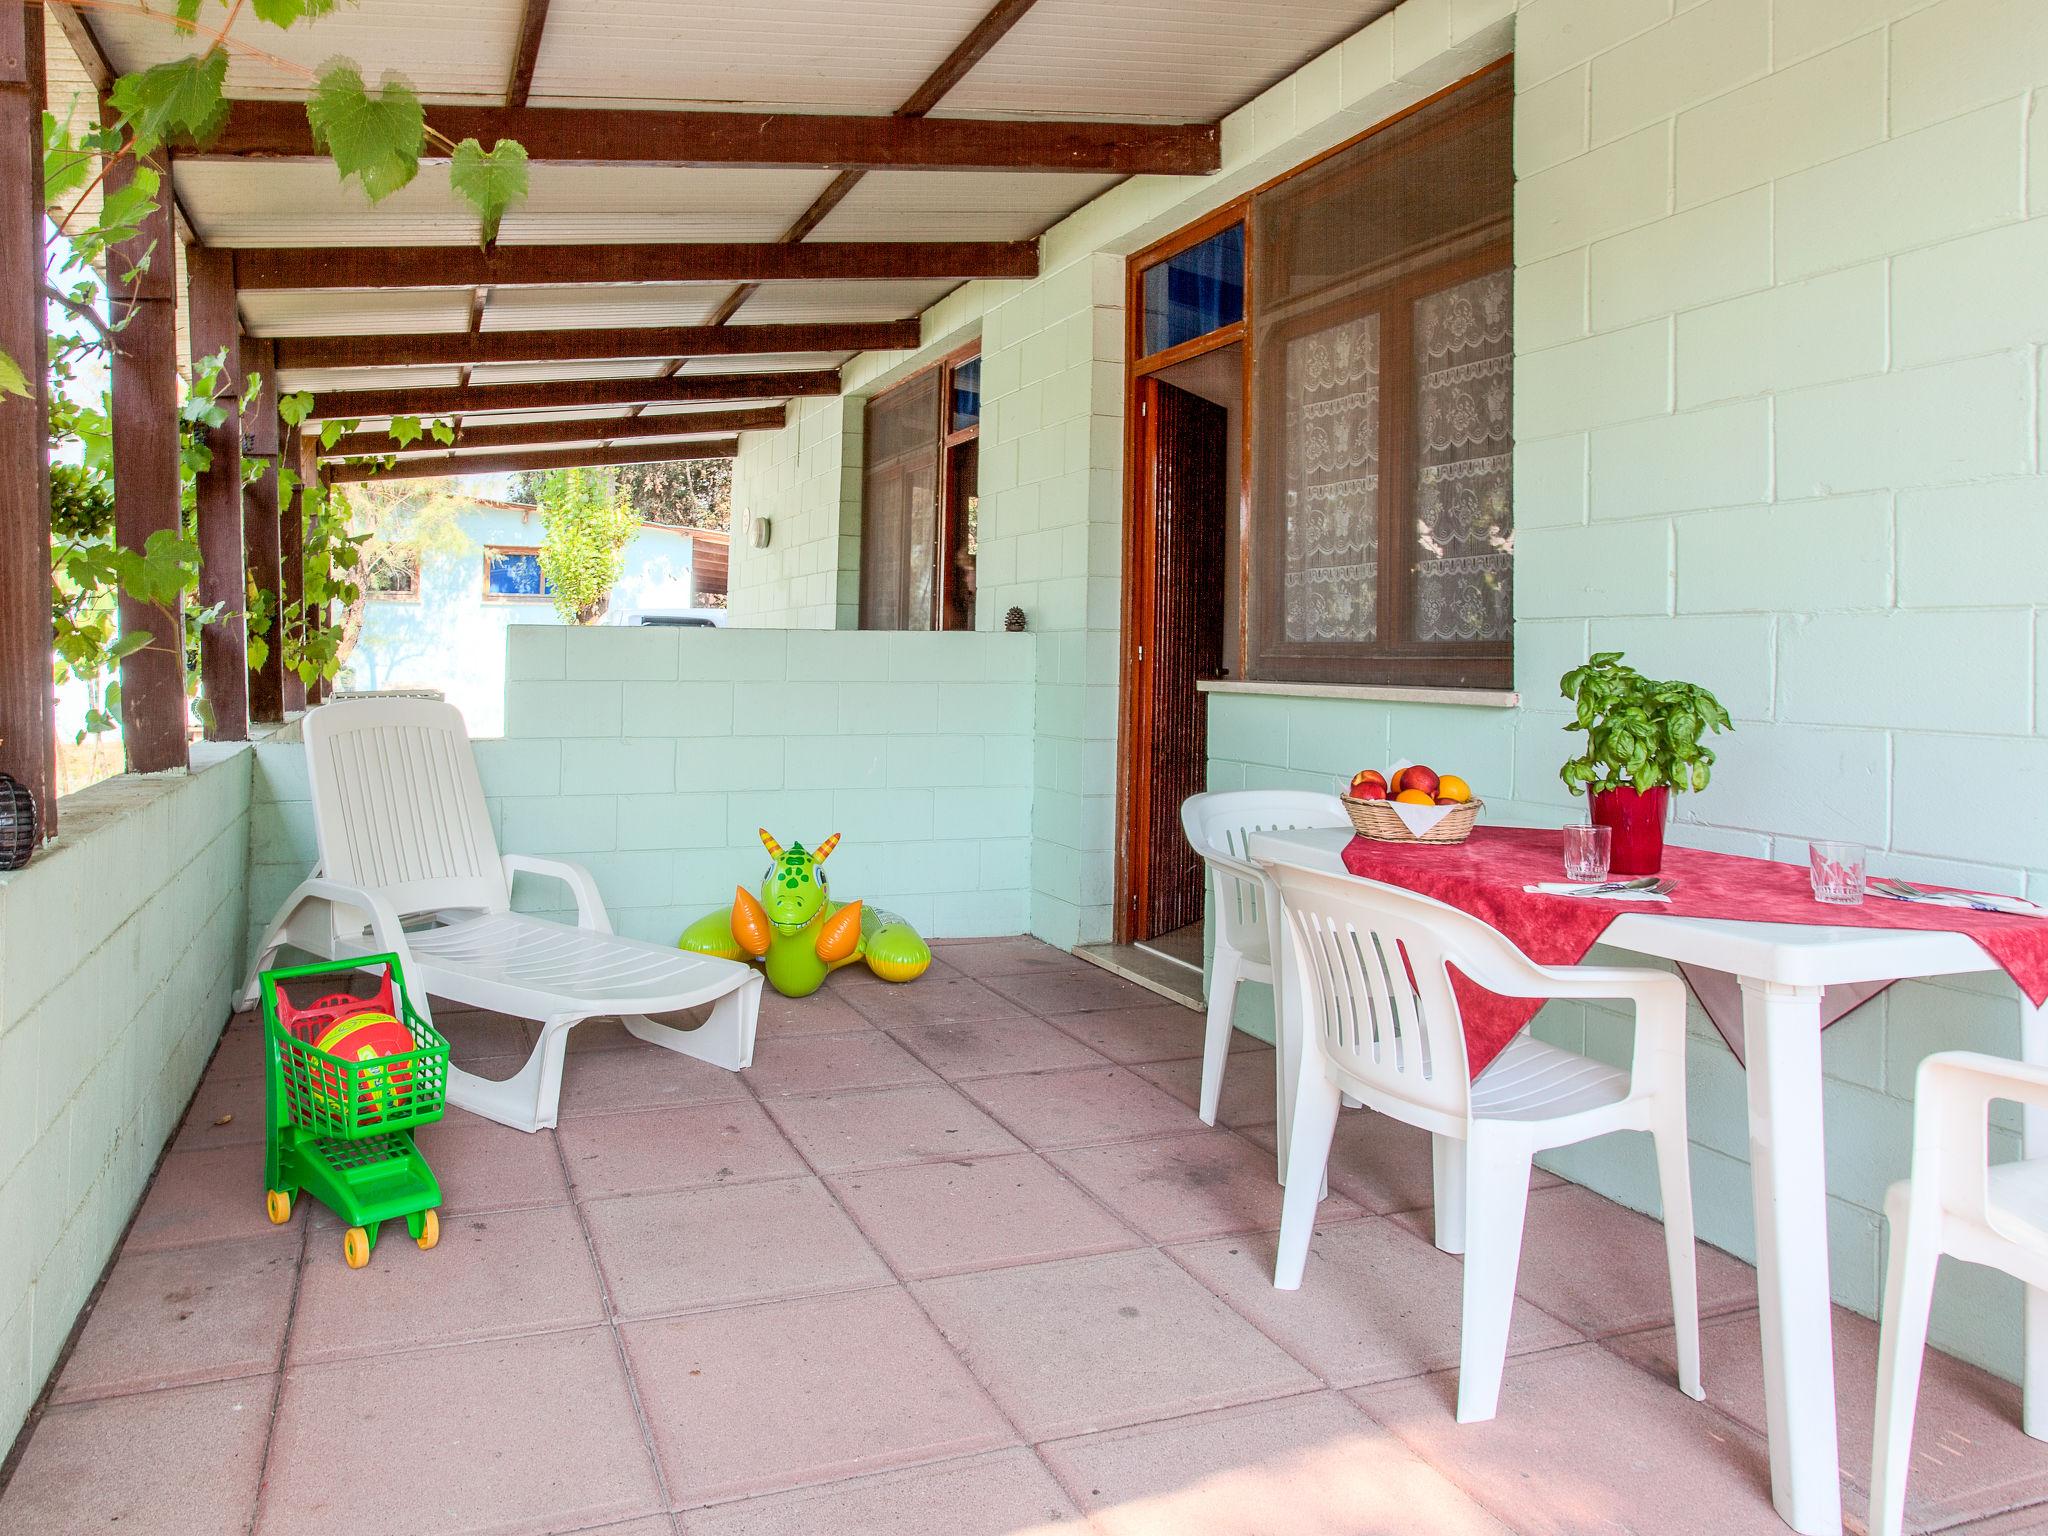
<box><xmin>343</xmin><ymin>1227</ymin><xmax>371</xmax><ymax>1269</ymax></box>
<box><xmin>415</xmin><ymin>1209</ymin><xmax>439</xmax><ymax>1251</ymax></box>
<box><xmin>265</xmin><ymin>1189</ymin><xmax>292</xmax><ymax>1225</ymax></box>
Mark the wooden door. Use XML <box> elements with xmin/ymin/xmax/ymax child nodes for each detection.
<box><xmin>1127</xmin><ymin>377</ymin><xmax>1228</xmax><ymax>939</ymax></box>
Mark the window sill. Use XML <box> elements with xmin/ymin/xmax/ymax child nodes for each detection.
<box><xmin>1197</xmin><ymin>678</ymin><xmax>1520</xmax><ymax>709</ymax></box>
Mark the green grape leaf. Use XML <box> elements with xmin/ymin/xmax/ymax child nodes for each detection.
<box><xmin>277</xmin><ymin>391</ymin><xmax>315</xmax><ymax>429</ymax></box>
<box><xmin>250</xmin><ymin>0</ymin><xmax>342</xmax><ymax>25</ymax></box>
<box><xmin>110</xmin><ymin>49</ymin><xmax>230</xmax><ymax>152</ymax></box>
<box><xmin>306</xmin><ymin>64</ymin><xmax>424</xmax><ymax>203</ymax></box>
<box><xmin>449</xmin><ymin>137</ymin><xmax>528</xmax><ymax>247</ymax></box>
<box><xmin>318</xmin><ymin>417</ymin><xmax>360</xmax><ymax>451</ymax></box>
<box><xmin>389</xmin><ymin>415</ymin><xmax>422</xmax><ymax>447</ymax></box>
<box><xmin>174</xmin><ymin>0</ymin><xmax>204</xmax><ymax>32</ymax></box>
<box><xmin>0</xmin><ymin>349</ymin><xmax>29</xmax><ymax>400</ymax></box>
<box><xmin>42</xmin><ymin>113</ymin><xmax>94</xmax><ymax>204</ymax></box>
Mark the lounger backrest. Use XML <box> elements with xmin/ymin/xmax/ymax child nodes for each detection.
<box><xmin>303</xmin><ymin>698</ymin><xmax>509</xmax><ymax>917</ymax></box>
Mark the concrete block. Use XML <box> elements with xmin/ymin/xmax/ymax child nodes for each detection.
<box><xmin>1891</xmin><ymin>0</ymin><xmax>2048</xmax><ymax>135</ymax></box>
<box><xmin>1588</xmin><ymin>0</ymin><xmax>1769</xmax><ymax>147</ymax></box>
<box><xmin>502</xmin><ymin>680</ymin><xmax>622</xmax><ymax>739</ymax></box>
<box><xmin>1515</xmin><ymin>320</ymin><xmax>1671</xmax><ymax>438</ymax></box>
<box><xmin>1589</xmin><ymin>398</ymin><xmax>1770</xmax><ymax>519</ymax></box>
<box><xmin>472</xmin><ymin>738</ymin><xmax>561</xmax><ymax>799</ymax></box>
<box><xmin>1772</xmin><ymin>0</ymin><xmax>1924</xmax><ymax>63</ymax></box>
<box><xmin>1778</xmin><ymin>610</ymin><xmax>2034</xmax><ymax>733</ymax></box>
<box><xmin>675</xmin><ymin>735</ymin><xmax>786</xmax><ymax>792</ymax></box>
<box><xmin>1674</xmin><ymin>32</ymin><xmax>1885</xmax><ymax>206</ymax></box>
<box><xmin>615</xmin><ymin>792</ymin><xmax>731</xmax><ymax>850</ymax></box>
<box><xmin>1515</xmin><ymin>0</ymin><xmax>1674</xmax><ymax>86</ymax></box>
<box><xmin>1692</xmin><ymin>721</ymin><xmax>1891</xmax><ymax>843</ymax></box>
<box><xmin>1587</xmin><ymin>613</ymin><xmax>1774</xmax><ymax>720</ymax></box>
<box><xmin>1898</xmin><ymin>480</ymin><xmax>2048</xmax><ymax>607</ymax></box>
<box><xmin>1587</xmin><ymin>185</ymin><xmax>1772</xmax><ymax>331</ymax></box>
<box><xmin>498</xmin><ymin>794</ymin><xmax>617</xmax><ymax>855</ymax></box>
<box><xmin>1776</xmin><ymin>99</ymin><xmax>2026</xmax><ymax>280</ymax></box>
<box><xmin>1895</xmin><ymin>733</ymin><xmax>2048</xmax><ymax>867</ymax></box>
<box><xmin>782</xmin><ymin>734</ymin><xmax>890</xmax><ymax>790</ymax></box>
<box><xmin>563</xmin><ymin>624</ymin><xmax>678</xmax><ymax>681</ymax></box>
<box><xmin>1515</xmin><ymin>123</ymin><xmax>1671</xmax><ymax>262</ymax></box>
<box><xmin>559</xmin><ymin>738</ymin><xmax>676</xmax><ymax>796</ymax></box>
<box><xmin>1675</xmin><ymin>494</ymin><xmax>1893</xmax><ymax>614</ymax></box>
<box><xmin>1513</xmin><ymin>432</ymin><xmax>1589</xmax><ymax>529</ymax></box>
<box><xmin>1676</xmin><ymin>261</ymin><xmax>1887</xmax><ymax>407</ymax></box>
<box><xmin>1517</xmin><ymin>247</ymin><xmax>1589</xmax><ymax>353</ymax></box>
<box><xmin>1514</xmin><ymin>518</ymin><xmax>1672</xmax><ymax>618</ymax></box>
<box><xmin>504</xmin><ymin>624</ymin><xmax>565</xmax><ymax>682</ymax></box>
<box><xmin>1514</xmin><ymin>65</ymin><xmax>1588</xmax><ymax>178</ymax></box>
<box><xmin>1893</xmin><ymin>213</ymin><xmax>2048</xmax><ymax>368</ymax></box>
<box><xmin>1777</xmin><ymin>352</ymin><xmax>2035</xmax><ymax>497</ymax></box>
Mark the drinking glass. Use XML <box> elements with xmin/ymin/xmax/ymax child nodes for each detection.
<box><xmin>1809</xmin><ymin>840</ymin><xmax>1867</xmax><ymax>905</ymax></box>
<box><xmin>1562</xmin><ymin>824</ymin><xmax>1612</xmax><ymax>883</ymax></box>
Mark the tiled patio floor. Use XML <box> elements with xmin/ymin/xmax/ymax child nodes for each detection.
<box><xmin>3</xmin><ymin>937</ymin><xmax>2044</xmax><ymax>1535</ymax></box>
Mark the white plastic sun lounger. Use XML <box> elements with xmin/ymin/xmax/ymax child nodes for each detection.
<box><xmin>242</xmin><ymin>697</ymin><xmax>761</xmax><ymax>1132</ymax></box>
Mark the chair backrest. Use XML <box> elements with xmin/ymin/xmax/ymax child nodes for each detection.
<box><xmin>1181</xmin><ymin>790</ymin><xmax>1350</xmax><ymax>959</ymax></box>
<box><xmin>1260</xmin><ymin>855</ymin><xmax>1574</xmax><ymax>1126</ymax></box>
<box><xmin>303</xmin><ymin>698</ymin><xmax>508</xmax><ymax>918</ymax></box>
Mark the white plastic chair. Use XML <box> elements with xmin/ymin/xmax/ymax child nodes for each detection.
<box><xmin>1871</xmin><ymin>1051</ymin><xmax>2048</xmax><ymax>1536</ymax></box>
<box><xmin>242</xmin><ymin>698</ymin><xmax>762</xmax><ymax>1133</ymax></box>
<box><xmin>1255</xmin><ymin>851</ymin><xmax>1703</xmax><ymax>1424</ymax></box>
<box><xmin>1180</xmin><ymin>790</ymin><xmax>1351</xmax><ymax>1131</ymax></box>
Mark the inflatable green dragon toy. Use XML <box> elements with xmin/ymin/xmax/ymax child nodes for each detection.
<box><xmin>679</xmin><ymin>829</ymin><xmax>932</xmax><ymax>997</ymax></box>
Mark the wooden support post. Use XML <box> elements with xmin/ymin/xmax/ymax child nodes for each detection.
<box><xmin>241</xmin><ymin>335</ymin><xmax>285</xmax><ymax>721</ymax></box>
<box><xmin>106</xmin><ymin>114</ymin><xmax>188</xmax><ymax>772</ymax></box>
<box><xmin>279</xmin><ymin>419</ymin><xmax>305</xmax><ymax>713</ymax></box>
<box><xmin>0</xmin><ymin>0</ymin><xmax>53</xmax><ymax>830</ymax></box>
<box><xmin>298</xmin><ymin>431</ymin><xmax>324</xmax><ymax>706</ymax></box>
<box><xmin>187</xmin><ymin>246</ymin><xmax>246</xmax><ymax>739</ymax></box>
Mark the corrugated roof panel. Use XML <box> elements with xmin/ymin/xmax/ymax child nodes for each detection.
<box><xmin>175</xmin><ymin>162</ymin><xmax>484</xmax><ymax>247</ymax></box>
<box><xmin>498</xmin><ymin>166</ymin><xmax>838</xmax><ymax>244</ymax></box>
<box><xmin>639</xmin><ymin>398</ymin><xmax>785</xmax><ymax>417</ymax></box>
<box><xmin>276</xmin><ymin>365</ymin><xmax>464</xmax><ymax>392</ymax></box>
<box><xmin>808</xmin><ymin>170</ymin><xmax>1120</xmax><ymax>242</ymax></box>
<box><xmin>239</xmin><ymin>289</ymin><xmax>475</xmax><ymax>338</ymax></box>
<box><xmin>89</xmin><ymin>0</ymin><xmax>522</xmax><ymax>103</ymax></box>
<box><xmin>479</xmin><ymin>285</ymin><xmax>729</xmax><ymax>331</ymax></box>
<box><xmin>938</xmin><ymin>0</ymin><xmax>1398</xmax><ymax>122</ymax></box>
<box><xmin>678</xmin><ymin>353</ymin><xmax>855</xmax><ymax>375</ymax></box>
<box><xmin>465</xmin><ymin>359</ymin><xmax>673</xmax><ymax>384</ymax></box>
<box><xmin>733</xmin><ymin>278</ymin><xmax>956</xmax><ymax>324</ymax></box>
<box><xmin>525</xmin><ymin>0</ymin><xmax>981</xmax><ymax>113</ymax></box>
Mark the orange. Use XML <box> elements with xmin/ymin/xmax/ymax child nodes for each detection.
<box><xmin>1394</xmin><ymin>788</ymin><xmax>1435</xmax><ymax>805</ymax></box>
<box><xmin>1436</xmin><ymin>774</ymin><xmax>1473</xmax><ymax>803</ymax></box>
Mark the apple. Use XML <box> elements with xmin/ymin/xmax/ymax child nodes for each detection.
<box><xmin>1396</xmin><ymin>763</ymin><xmax>1440</xmax><ymax>799</ymax></box>
<box><xmin>1348</xmin><ymin>768</ymin><xmax>1388</xmax><ymax>800</ymax></box>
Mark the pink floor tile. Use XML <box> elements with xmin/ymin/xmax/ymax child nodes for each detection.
<box><xmin>1043</xmin><ymin>1004</ymin><xmax>1243</xmax><ymax>1065</ymax></box>
<box><xmin>913</xmin><ymin>1249</ymin><xmax>1317</xmax><ymax>1440</ymax></box>
<box><xmin>679</xmin><ymin>1447</ymin><xmax>1078</xmax><ymax>1536</ymax></box>
<box><xmin>934</xmin><ymin>937</ymin><xmax>1095</xmax><ymax>980</ymax></box>
<box><xmin>958</xmin><ymin>1065</ymin><xmax>1199</xmax><ymax>1150</ymax></box>
<box><xmin>558</xmin><ymin>1098</ymin><xmax>805</xmax><ymax>1200</ymax></box>
<box><xmin>1169</xmin><ymin>1217</ymin><xmax>1581</xmax><ymax>1389</ymax></box>
<box><xmin>173</xmin><ymin>1072</ymin><xmax>267</xmax><ymax>1153</ymax></box>
<box><xmin>1392</xmin><ymin>1182</ymin><xmax>1757</xmax><ymax>1337</ymax></box>
<box><xmin>983</xmin><ymin>967</ymin><xmax>1164</xmax><ymax>1016</ymax></box>
<box><xmin>583</xmin><ymin>1176</ymin><xmax>890</xmax><ymax>1318</ymax></box>
<box><xmin>0</xmin><ymin>1376</ymin><xmax>273</xmax><ymax>1536</ymax></box>
<box><xmin>1134</xmin><ymin>1055</ymin><xmax>1279</xmax><ymax>1128</ymax></box>
<box><xmin>756</xmin><ymin>987</ymin><xmax>875</xmax><ymax>1037</ymax></box>
<box><xmin>412</xmin><ymin>1113</ymin><xmax>571</xmax><ymax>1213</ymax></box>
<box><xmin>1041</xmin><ymin>1391</ymin><xmax>1512</xmax><ymax>1536</ymax></box>
<box><xmin>888</xmin><ymin>1015</ymin><xmax>1108</xmax><ymax>1080</ymax></box>
<box><xmin>743</xmin><ymin>1029</ymin><xmax>937</xmax><ymax>1098</ymax></box>
<box><xmin>206</xmin><ymin>1016</ymin><xmax>268</xmax><ymax>1078</ymax></box>
<box><xmin>262</xmin><ymin>1328</ymin><xmax>662</xmax><ymax>1536</ymax></box>
<box><xmin>1609</xmin><ymin>1305</ymin><xmax>2048</xmax><ymax>1532</ymax></box>
<box><xmin>622</xmin><ymin>1288</ymin><xmax>1015</xmax><ymax>1506</ymax></box>
<box><xmin>830</xmin><ymin>1153</ymin><xmax>1140</xmax><ymax>1278</ymax></box>
<box><xmin>290</xmin><ymin>1201</ymin><xmax>604</xmax><ymax>1363</ymax></box>
<box><xmin>1049</xmin><ymin>1130</ymin><xmax>1358</xmax><ymax>1244</ymax></box>
<box><xmin>841</xmin><ymin>973</ymin><xmax>1027</xmax><ymax>1027</ymax></box>
<box><xmin>126</xmin><ymin>1143</ymin><xmax>300</xmax><ymax>1253</ymax></box>
<box><xmin>556</xmin><ymin>1042</ymin><xmax>752</xmax><ymax>1116</ymax></box>
<box><xmin>1353</xmin><ymin>1342</ymin><xmax>1788</xmax><ymax>1536</ymax></box>
<box><xmin>765</xmin><ymin>1083</ymin><xmax>1023</xmax><ymax>1174</ymax></box>
<box><xmin>53</xmin><ymin>1235</ymin><xmax>299</xmax><ymax>1402</ymax></box>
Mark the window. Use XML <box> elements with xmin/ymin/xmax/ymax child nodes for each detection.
<box><xmin>1246</xmin><ymin>70</ymin><xmax>1512</xmax><ymax>688</ymax></box>
<box><xmin>1141</xmin><ymin>222</ymin><xmax>1245</xmax><ymax>356</ymax></box>
<box><xmin>362</xmin><ymin>547</ymin><xmax>420</xmax><ymax>599</ymax></box>
<box><xmin>483</xmin><ymin>546</ymin><xmax>553</xmax><ymax>601</ymax></box>
<box><xmin>859</xmin><ymin>345</ymin><xmax>980</xmax><ymax>631</ymax></box>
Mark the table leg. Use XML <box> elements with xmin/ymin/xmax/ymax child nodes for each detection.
<box><xmin>2023</xmin><ymin>997</ymin><xmax>2048</xmax><ymax>1441</ymax></box>
<box><xmin>1740</xmin><ymin>978</ymin><xmax>1842</xmax><ymax>1536</ymax></box>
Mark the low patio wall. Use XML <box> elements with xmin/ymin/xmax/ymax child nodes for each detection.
<box><xmin>246</xmin><ymin>625</ymin><xmax>1037</xmax><ymax>965</ymax></box>
<box><xmin>0</xmin><ymin>744</ymin><xmax>253</xmax><ymax>1445</ymax></box>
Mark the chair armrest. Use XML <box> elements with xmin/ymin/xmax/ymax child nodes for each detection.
<box><xmin>1203</xmin><ymin>847</ymin><xmax>1267</xmax><ymax>887</ymax></box>
<box><xmin>501</xmin><ymin>853</ymin><xmax>613</xmax><ymax>934</ymax></box>
<box><xmin>285</xmin><ymin>878</ymin><xmax>434</xmax><ymax>1026</ymax></box>
<box><xmin>1910</xmin><ymin>1051</ymin><xmax>2048</xmax><ymax>1237</ymax></box>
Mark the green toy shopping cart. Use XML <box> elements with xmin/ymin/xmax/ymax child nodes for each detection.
<box><xmin>258</xmin><ymin>955</ymin><xmax>450</xmax><ymax>1269</ymax></box>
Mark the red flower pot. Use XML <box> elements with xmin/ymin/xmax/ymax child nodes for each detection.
<box><xmin>1590</xmin><ymin>785</ymin><xmax>1669</xmax><ymax>876</ymax></box>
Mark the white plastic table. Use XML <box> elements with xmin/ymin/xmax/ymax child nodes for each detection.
<box><xmin>1248</xmin><ymin>826</ymin><xmax>2048</xmax><ymax>1536</ymax></box>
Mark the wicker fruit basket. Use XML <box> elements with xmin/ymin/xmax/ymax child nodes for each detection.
<box><xmin>1341</xmin><ymin>795</ymin><xmax>1484</xmax><ymax>845</ymax></box>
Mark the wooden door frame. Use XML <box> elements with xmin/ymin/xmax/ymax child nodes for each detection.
<box><xmin>857</xmin><ymin>340</ymin><xmax>980</xmax><ymax>632</ymax></box>
<box><xmin>1113</xmin><ymin>201</ymin><xmax>1252</xmax><ymax>944</ymax></box>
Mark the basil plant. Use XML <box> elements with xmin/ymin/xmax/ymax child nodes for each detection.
<box><xmin>1558</xmin><ymin>652</ymin><xmax>1733</xmax><ymax>796</ymax></box>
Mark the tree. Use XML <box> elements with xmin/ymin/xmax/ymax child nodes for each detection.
<box><xmin>536</xmin><ymin>467</ymin><xmax>637</xmax><ymax>624</ymax></box>
<box><xmin>331</xmin><ymin>478</ymin><xmax>475</xmax><ymax>669</ymax></box>
<box><xmin>509</xmin><ymin>456</ymin><xmax>730</xmax><ymax>532</ymax></box>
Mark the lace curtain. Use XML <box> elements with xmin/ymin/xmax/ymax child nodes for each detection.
<box><xmin>1412</xmin><ymin>268</ymin><xmax>1512</xmax><ymax>643</ymax></box>
<box><xmin>1281</xmin><ymin>314</ymin><xmax>1380</xmax><ymax>644</ymax></box>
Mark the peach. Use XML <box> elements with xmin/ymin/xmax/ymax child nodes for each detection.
<box><xmin>1396</xmin><ymin>764</ymin><xmax>1439</xmax><ymax>799</ymax></box>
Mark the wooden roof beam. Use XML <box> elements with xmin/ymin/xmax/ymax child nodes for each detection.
<box><xmin>189</xmin><ymin>102</ymin><xmax>1221</xmax><ymax>175</ymax></box>
<box><xmin>324</xmin><ymin>405</ymin><xmax>782</xmax><ymax>458</ymax></box>
<box><xmin>506</xmin><ymin>0</ymin><xmax>551</xmax><ymax>108</ymax></box>
<box><xmin>232</xmin><ymin>239</ymin><xmax>1038</xmax><ymax>291</ymax></box>
<box><xmin>273</xmin><ymin>319</ymin><xmax>918</xmax><ymax>371</ymax></box>
<box><xmin>295</xmin><ymin>368</ymin><xmax>838</xmax><ymax>422</ymax></box>
<box><xmin>322</xmin><ymin>438</ymin><xmax>737</xmax><ymax>484</ymax></box>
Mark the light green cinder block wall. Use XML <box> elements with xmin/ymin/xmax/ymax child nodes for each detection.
<box><xmin>0</xmin><ymin>745</ymin><xmax>253</xmax><ymax>1449</ymax></box>
<box><xmin>246</xmin><ymin>625</ymin><xmax>1038</xmax><ymax>965</ymax></box>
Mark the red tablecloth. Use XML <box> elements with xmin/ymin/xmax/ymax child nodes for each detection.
<box><xmin>1338</xmin><ymin>825</ymin><xmax>2048</xmax><ymax>1076</ymax></box>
